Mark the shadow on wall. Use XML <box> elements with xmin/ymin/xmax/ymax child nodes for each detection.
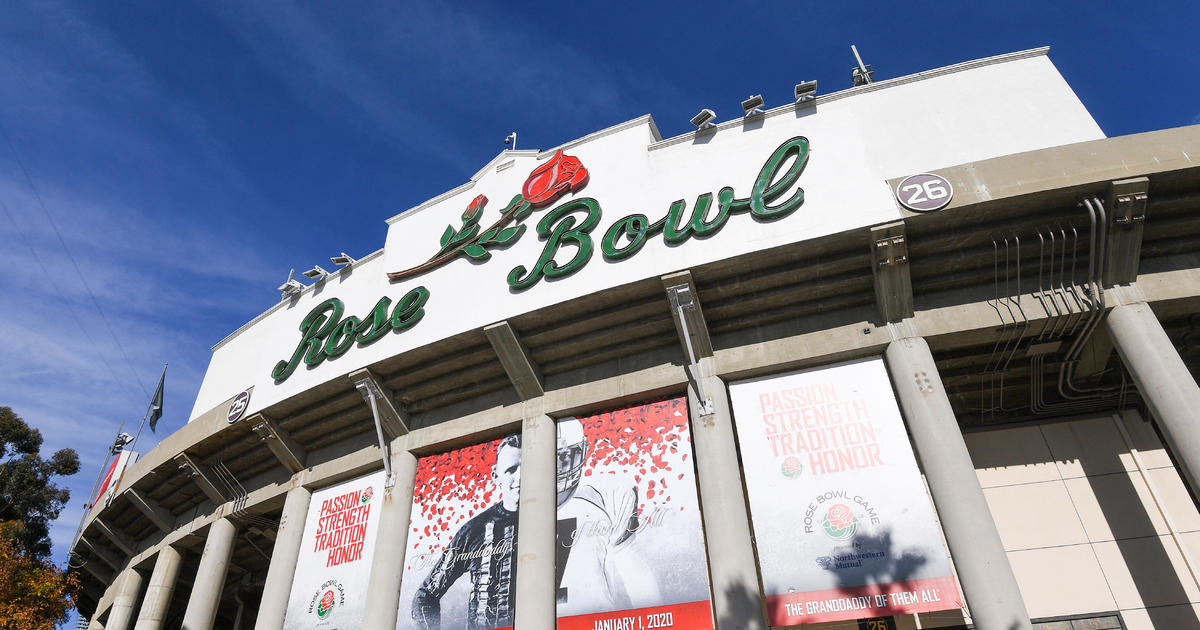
<box><xmin>820</xmin><ymin>528</ymin><xmax>929</xmax><ymax>588</ymax></box>
<box><xmin>720</xmin><ymin>576</ymin><xmax>769</xmax><ymax>630</ymax></box>
<box><xmin>964</xmin><ymin>412</ymin><xmax>1200</xmax><ymax>629</ymax></box>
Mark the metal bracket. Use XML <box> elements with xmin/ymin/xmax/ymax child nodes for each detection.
<box><xmin>355</xmin><ymin>377</ymin><xmax>396</xmax><ymax>489</ymax></box>
<box><xmin>874</xmin><ymin>235</ymin><xmax>908</xmax><ymax>267</ymax></box>
<box><xmin>667</xmin><ymin>284</ymin><xmax>715</xmax><ymax>416</ymax></box>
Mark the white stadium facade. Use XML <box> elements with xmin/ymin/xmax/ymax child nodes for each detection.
<box><xmin>69</xmin><ymin>48</ymin><xmax>1200</xmax><ymax>630</ymax></box>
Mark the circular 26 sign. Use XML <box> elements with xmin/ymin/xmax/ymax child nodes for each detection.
<box><xmin>895</xmin><ymin>173</ymin><xmax>953</xmax><ymax>212</ymax></box>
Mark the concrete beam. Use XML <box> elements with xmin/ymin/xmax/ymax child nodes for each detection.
<box><xmin>79</xmin><ymin>556</ymin><xmax>115</xmax><ymax>586</ymax></box>
<box><xmin>173</xmin><ymin>453</ymin><xmax>228</xmax><ymax>506</ymax></box>
<box><xmin>662</xmin><ymin>270</ymin><xmax>713</xmax><ymax>359</ymax></box>
<box><xmin>78</xmin><ymin>535</ymin><xmax>122</xmax><ymax>571</ymax></box>
<box><xmin>248</xmin><ymin>414</ymin><xmax>307</xmax><ymax>474</ymax></box>
<box><xmin>93</xmin><ymin>517</ymin><xmax>137</xmax><ymax>557</ymax></box>
<box><xmin>870</xmin><ymin>221</ymin><xmax>914</xmax><ymax>322</ymax></box>
<box><xmin>124</xmin><ymin>489</ymin><xmax>175</xmax><ymax>533</ymax></box>
<box><xmin>1105</xmin><ymin>177</ymin><xmax>1149</xmax><ymax>286</ymax></box>
<box><xmin>349</xmin><ymin>368</ymin><xmax>409</xmax><ymax>439</ymax></box>
<box><xmin>484</xmin><ymin>321</ymin><xmax>545</xmax><ymax>400</ymax></box>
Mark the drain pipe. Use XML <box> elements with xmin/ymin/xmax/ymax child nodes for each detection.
<box><xmin>355</xmin><ymin>378</ymin><xmax>396</xmax><ymax>488</ymax></box>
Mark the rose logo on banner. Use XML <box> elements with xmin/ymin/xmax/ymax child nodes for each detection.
<box><xmin>822</xmin><ymin>504</ymin><xmax>858</xmax><ymax>540</ymax></box>
<box><xmin>316</xmin><ymin>589</ymin><xmax>336</xmax><ymax>619</ymax></box>
<box><xmin>781</xmin><ymin>456</ymin><xmax>804</xmax><ymax>479</ymax></box>
<box><xmin>307</xmin><ymin>579</ymin><xmax>346</xmax><ymax>621</ymax></box>
<box><xmin>362</xmin><ymin>486</ymin><xmax>374</xmax><ymax>503</ymax></box>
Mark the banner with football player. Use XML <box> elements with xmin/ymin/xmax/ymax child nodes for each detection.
<box><xmin>397</xmin><ymin>433</ymin><xmax>521</xmax><ymax>630</ymax></box>
<box><xmin>727</xmin><ymin>357</ymin><xmax>962</xmax><ymax>625</ymax></box>
<box><xmin>555</xmin><ymin>397</ymin><xmax>713</xmax><ymax>630</ymax></box>
<box><xmin>284</xmin><ymin>470</ymin><xmax>386</xmax><ymax>629</ymax></box>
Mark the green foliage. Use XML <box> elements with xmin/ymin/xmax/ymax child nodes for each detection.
<box><xmin>0</xmin><ymin>407</ymin><xmax>80</xmax><ymax>560</ymax></box>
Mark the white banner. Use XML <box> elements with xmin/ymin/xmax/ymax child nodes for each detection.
<box><xmin>555</xmin><ymin>397</ymin><xmax>712</xmax><ymax>630</ymax></box>
<box><xmin>728</xmin><ymin>357</ymin><xmax>961</xmax><ymax>625</ymax></box>
<box><xmin>284</xmin><ymin>471</ymin><xmax>386</xmax><ymax>629</ymax></box>
<box><xmin>397</xmin><ymin>434</ymin><xmax>521</xmax><ymax>630</ymax></box>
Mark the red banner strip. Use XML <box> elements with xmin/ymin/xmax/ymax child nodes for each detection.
<box><xmin>556</xmin><ymin>599</ymin><xmax>713</xmax><ymax>630</ymax></box>
<box><xmin>765</xmin><ymin>576</ymin><xmax>962</xmax><ymax>625</ymax></box>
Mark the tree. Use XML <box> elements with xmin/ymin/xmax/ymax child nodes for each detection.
<box><xmin>0</xmin><ymin>406</ymin><xmax>80</xmax><ymax>559</ymax></box>
<box><xmin>0</xmin><ymin>520</ymin><xmax>77</xmax><ymax>628</ymax></box>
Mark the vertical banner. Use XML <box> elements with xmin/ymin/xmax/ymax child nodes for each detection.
<box><xmin>555</xmin><ymin>397</ymin><xmax>713</xmax><ymax>630</ymax></box>
<box><xmin>90</xmin><ymin>450</ymin><xmax>133</xmax><ymax>513</ymax></box>
<box><xmin>728</xmin><ymin>358</ymin><xmax>962</xmax><ymax>626</ymax></box>
<box><xmin>397</xmin><ymin>434</ymin><xmax>521</xmax><ymax>630</ymax></box>
<box><xmin>284</xmin><ymin>470</ymin><xmax>386</xmax><ymax>629</ymax></box>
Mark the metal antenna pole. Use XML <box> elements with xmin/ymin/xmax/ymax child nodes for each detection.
<box><xmin>70</xmin><ymin>420</ymin><xmax>123</xmax><ymax>549</ymax></box>
<box><xmin>851</xmin><ymin>44</ymin><xmax>875</xmax><ymax>85</ymax></box>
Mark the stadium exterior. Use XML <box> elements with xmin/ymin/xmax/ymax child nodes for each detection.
<box><xmin>68</xmin><ymin>48</ymin><xmax>1200</xmax><ymax>630</ymax></box>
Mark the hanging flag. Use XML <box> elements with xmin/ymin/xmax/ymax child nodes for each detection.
<box><xmin>148</xmin><ymin>369</ymin><xmax>165</xmax><ymax>432</ymax></box>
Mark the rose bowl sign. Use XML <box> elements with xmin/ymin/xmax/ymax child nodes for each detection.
<box><xmin>271</xmin><ymin>136</ymin><xmax>810</xmax><ymax>382</ymax></box>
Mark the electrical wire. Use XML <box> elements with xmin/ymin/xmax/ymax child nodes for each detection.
<box><xmin>0</xmin><ymin>195</ymin><xmax>142</xmax><ymax>408</ymax></box>
<box><xmin>0</xmin><ymin>121</ymin><xmax>149</xmax><ymax>398</ymax></box>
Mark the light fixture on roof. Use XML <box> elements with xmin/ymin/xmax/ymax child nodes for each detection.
<box><xmin>302</xmin><ymin>265</ymin><xmax>330</xmax><ymax>280</ymax></box>
<box><xmin>741</xmin><ymin>94</ymin><xmax>765</xmax><ymax>117</ymax></box>
<box><xmin>850</xmin><ymin>44</ymin><xmax>875</xmax><ymax>86</ymax></box>
<box><xmin>504</xmin><ymin>132</ymin><xmax>517</xmax><ymax>150</ymax></box>
<box><xmin>277</xmin><ymin>269</ymin><xmax>305</xmax><ymax>299</ymax></box>
<box><xmin>794</xmin><ymin>80</ymin><xmax>818</xmax><ymax>102</ymax></box>
<box><xmin>690</xmin><ymin>109</ymin><xmax>717</xmax><ymax>129</ymax></box>
<box><xmin>330</xmin><ymin>252</ymin><xmax>356</xmax><ymax>267</ymax></box>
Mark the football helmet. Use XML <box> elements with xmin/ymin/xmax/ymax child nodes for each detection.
<box><xmin>556</xmin><ymin>418</ymin><xmax>588</xmax><ymax>505</ymax></box>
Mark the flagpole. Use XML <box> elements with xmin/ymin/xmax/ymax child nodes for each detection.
<box><xmin>130</xmin><ymin>363</ymin><xmax>167</xmax><ymax>453</ymax></box>
<box><xmin>69</xmin><ymin>420</ymin><xmax>123</xmax><ymax>551</ymax></box>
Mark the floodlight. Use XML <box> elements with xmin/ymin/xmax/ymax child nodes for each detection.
<box><xmin>741</xmin><ymin>94</ymin><xmax>765</xmax><ymax>116</ymax></box>
<box><xmin>302</xmin><ymin>265</ymin><xmax>330</xmax><ymax>280</ymax></box>
<box><xmin>850</xmin><ymin>44</ymin><xmax>874</xmax><ymax>86</ymax></box>
<box><xmin>690</xmin><ymin>109</ymin><xmax>717</xmax><ymax>129</ymax></box>
<box><xmin>330</xmin><ymin>252</ymin><xmax>357</xmax><ymax>267</ymax></box>
<box><xmin>277</xmin><ymin>269</ymin><xmax>305</xmax><ymax>299</ymax></box>
<box><xmin>794</xmin><ymin>80</ymin><xmax>818</xmax><ymax>102</ymax></box>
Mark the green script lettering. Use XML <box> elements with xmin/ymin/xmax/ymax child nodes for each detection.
<box><xmin>272</xmin><ymin>286</ymin><xmax>430</xmax><ymax>381</ymax></box>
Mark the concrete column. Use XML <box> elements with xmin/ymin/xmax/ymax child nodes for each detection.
<box><xmin>253</xmin><ymin>484</ymin><xmax>312</xmax><ymax>630</ymax></box>
<box><xmin>133</xmin><ymin>545</ymin><xmax>183</xmax><ymax>630</ymax></box>
<box><xmin>688</xmin><ymin>358</ymin><xmax>767</xmax><ymax>630</ymax></box>
<box><xmin>513</xmin><ymin>413</ymin><xmax>556</xmax><ymax>629</ymax></box>
<box><xmin>105</xmin><ymin>565</ymin><xmax>145</xmax><ymax>630</ymax></box>
<box><xmin>181</xmin><ymin>517</ymin><xmax>237</xmax><ymax>630</ymax></box>
<box><xmin>1107</xmin><ymin>302</ymin><xmax>1200</xmax><ymax>493</ymax></box>
<box><xmin>886</xmin><ymin>337</ymin><xmax>1031</xmax><ymax>630</ymax></box>
<box><xmin>363</xmin><ymin>442</ymin><xmax>420</xmax><ymax>629</ymax></box>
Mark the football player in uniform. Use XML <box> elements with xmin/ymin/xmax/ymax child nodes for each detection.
<box><xmin>555</xmin><ymin>418</ymin><xmax>661</xmax><ymax>617</ymax></box>
<box><xmin>413</xmin><ymin>434</ymin><xmax>521</xmax><ymax>630</ymax></box>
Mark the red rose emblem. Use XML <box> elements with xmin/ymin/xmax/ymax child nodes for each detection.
<box><xmin>320</xmin><ymin>590</ymin><xmax>335</xmax><ymax>608</ymax></box>
<box><xmin>827</xmin><ymin>503</ymin><xmax>855</xmax><ymax>529</ymax></box>
<box><xmin>521</xmin><ymin>150</ymin><xmax>589</xmax><ymax>207</ymax></box>
<box><xmin>462</xmin><ymin>194</ymin><xmax>487</xmax><ymax>223</ymax></box>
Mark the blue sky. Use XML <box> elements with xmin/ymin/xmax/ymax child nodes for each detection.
<box><xmin>0</xmin><ymin>0</ymin><xmax>1195</xmax><ymax>618</ymax></box>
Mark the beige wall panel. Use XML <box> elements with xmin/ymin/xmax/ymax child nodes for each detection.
<box><xmin>984</xmin><ymin>481</ymin><xmax>1089</xmax><ymax>551</ymax></box>
<box><xmin>1092</xmin><ymin>536</ymin><xmax>1200</xmax><ymax>609</ymax></box>
<box><xmin>964</xmin><ymin>426</ymin><xmax>1060</xmax><ymax>488</ymax></box>
<box><xmin>1042</xmin><ymin>418</ymin><xmax>1133</xmax><ymax>479</ymax></box>
<box><xmin>1064</xmin><ymin>473</ymin><xmax>1169</xmax><ymax>542</ymax></box>
<box><xmin>1117</xmin><ymin>603</ymin><xmax>1200</xmax><ymax>630</ymax></box>
<box><xmin>1119</xmin><ymin>413</ymin><xmax>1174</xmax><ymax>470</ymax></box>
<box><xmin>1145</xmin><ymin>467</ymin><xmax>1200</xmax><ymax>532</ymax></box>
<box><xmin>1007</xmin><ymin>545</ymin><xmax>1116</xmax><ymax>619</ymax></box>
